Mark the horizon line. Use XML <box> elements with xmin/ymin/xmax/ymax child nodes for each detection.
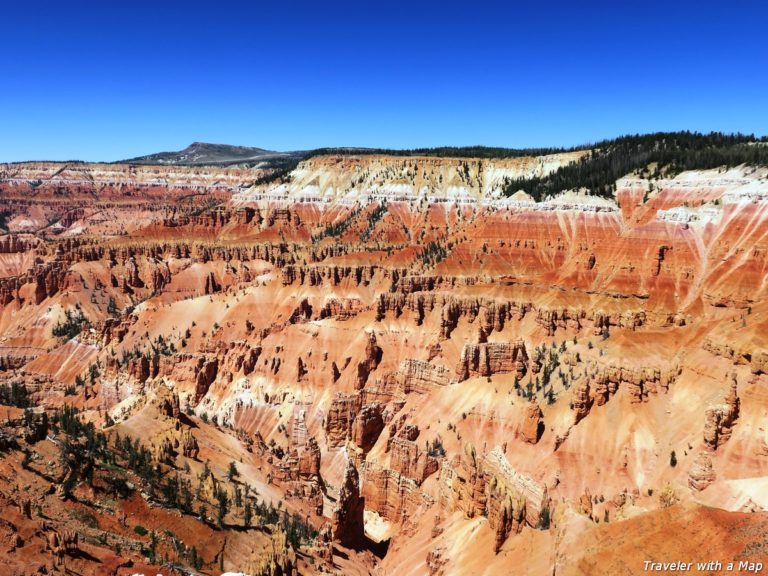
<box><xmin>3</xmin><ymin>130</ymin><xmax>767</xmax><ymax>165</ymax></box>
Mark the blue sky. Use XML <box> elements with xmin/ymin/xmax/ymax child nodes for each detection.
<box><xmin>1</xmin><ymin>0</ymin><xmax>766</xmax><ymax>161</ymax></box>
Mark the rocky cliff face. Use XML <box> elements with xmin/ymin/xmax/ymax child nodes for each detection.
<box><xmin>688</xmin><ymin>451</ymin><xmax>716</xmax><ymax>491</ymax></box>
<box><xmin>703</xmin><ymin>373</ymin><xmax>740</xmax><ymax>450</ymax></box>
<box><xmin>439</xmin><ymin>445</ymin><xmax>548</xmax><ymax>553</ymax></box>
<box><xmin>325</xmin><ymin>393</ymin><xmax>362</xmax><ymax>447</ymax></box>
<box><xmin>277</xmin><ymin>436</ymin><xmax>325</xmax><ymax>514</ymax></box>
<box><xmin>234</xmin><ymin>152</ymin><xmax>588</xmax><ymax>205</ymax></box>
<box><xmin>361</xmin><ymin>461</ymin><xmax>432</xmax><ymax>523</ymax></box>
<box><xmin>333</xmin><ymin>460</ymin><xmax>366</xmax><ymax>547</ymax></box>
<box><xmin>456</xmin><ymin>340</ymin><xmax>529</xmax><ymax>381</ymax></box>
<box><xmin>374</xmin><ymin>359</ymin><xmax>450</xmax><ymax>398</ymax></box>
<box><xmin>356</xmin><ymin>332</ymin><xmax>383</xmax><ymax>389</ymax></box>
<box><xmin>1</xmin><ymin>159</ymin><xmax>768</xmax><ymax>575</ymax></box>
<box><xmin>519</xmin><ymin>400</ymin><xmax>544</xmax><ymax>444</ymax></box>
<box><xmin>351</xmin><ymin>403</ymin><xmax>385</xmax><ymax>453</ymax></box>
<box><xmin>590</xmin><ymin>364</ymin><xmax>680</xmax><ymax>406</ymax></box>
<box><xmin>386</xmin><ymin>424</ymin><xmax>439</xmax><ymax>484</ymax></box>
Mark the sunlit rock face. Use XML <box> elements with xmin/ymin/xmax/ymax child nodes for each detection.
<box><xmin>0</xmin><ymin>158</ymin><xmax>767</xmax><ymax>575</ymax></box>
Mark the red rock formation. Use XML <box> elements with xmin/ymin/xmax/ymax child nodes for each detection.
<box><xmin>456</xmin><ymin>340</ymin><xmax>528</xmax><ymax>382</ymax></box>
<box><xmin>203</xmin><ymin>271</ymin><xmax>220</xmax><ymax>294</ymax></box>
<box><xmin>751</xmin><ymin>351</ymin><xmax>768</xmax><ymax>375</ymax></box>
<box><xmin>241</xmin><ymin>346</ymin><xmax>262</xmax><ymax>375</ymax></box>
<box><xmin>440</xmin><ymin>446</ymin><xmax>546</xmax><ymax>552</ymax></box>
<box><xmin>704</xmin><ymin>373</ymin><xmax>740</xmax><ymax>450</ymax></box>
<box><xmin>45</xmin><ymin>528</ymin><xmax>78</xmax><ymax>567</ymax></box>
<box><xmin>288</xmin><ymin>298</ymin><xmax>313</xmax><ymax>323</ymax></box>
<box><xmin>245</xmin><ymin>531</ymin><xmax>297</xmax><ymax>576</ymax></box>
<box><xmin>356</xmin><ymin>332</ymin><xmax>383</xmax><ymax>389</ymax></box>
<box><xmin>441</xmin><ymin>443</ymin><xmax>488</xmax><ymax>520</ymax></box>
<box><xmin>351</xmin><ymin>402</ymin><xmax>385</xmax><ymax>453</ymax></box>
<box><xmin>3</xmin><ymin>156</ymin><xmax>768</xmax><ymax>573</ymax></box>
<box><xmin>194</xmin><ymin>358</ymin><xmax>219</xmax><ymax>403</ymax></box>
<box><xmin>487</xmin><ymin>478</ymin><xmax>527</xmax><ymax>552</ymax></box>
<box><xmin>426</xmin><ymin>546</ymin><xmax>448</xmax><ymax>576</ymax></box>
<box><xmin>33</xmin><ymin>262</ymin><xmax>68</xmax><ymax>304</ymax></box>
<box><xmin>128</xmin><ymin>355</ymin><xmax>151</xmax><ymax>383</ymax></box>
<box><xmin>314</xmin><ymin>523</ymin><xmax>334</xmax><ymax>566</ymax></box>
<box><xmin>361</xmin><ymin>462</ymin><xmax>430</xmax><ymax>523</ymax></box>
<box><xmin>387</xmin><ymin>430</ymin><xmax>440</xmax><ymax>485</ymax></box>
<box><xmin>324</xmin><ymin>393</ymin><xmax>362</xmax><ymax>447</ymax></box>
<box><xmin>0</xmin><ymin>234</ymin><xmax>38</xmax><ymax>253</ymax></box>
<box><xmin>158</xmin><ymin>389</ymin><xmax>181</xmax><ymax>419</ymax></box>
<box><xmin>333</xmin><ymin>460</ymin><xmax>365</xmax><ymax>547</ymax></box>
<box><xmin>154</xmin><ymin>436</ymin><xmax>175</xmax><ymax>463</ymax></box>
<box><xmin>571</xmin><ymin>379</ymin><xmax>592</xmax><ymax>424</ymax></box>
<box><xmin>331</xmin><ymin>361</ymin><xmax>341</xmax><ymax>383</ymax></box>
<box><xmin>519</xmin><ymin>399</ymin><xmax>543</xmax><ymax>444</ymax></box>
<box><xmin>592</xmin><ymin>364</ymin><xmax>680</xmax><ymax>405</ymax></box>
<box><xmin>282</xmin><ymin>263</ymin><xmax>381</xmax><ymax>287</ymax></box>
<box><xmin>297</xmin><ymin>437</ymin><xmax>322</xmax><ymax>478</ymax></box>
<box><xmin>375</xmin><ymin>359</ymin><xmax>450</xmax><ymax>399</ymax></box>
<box><xmin>278</xmin><ymin>436</ymin><xmax>325</xmax><ymax>514</ymax></box>
<box><xmin>182</xmin><ymin>430</ymin><xmax>199</xmax><ymax>459</ymax></box>
<box><xmin>688</xmin><ymin>451</ymin><xmax>716</xmax><ymax>491</ymax></box>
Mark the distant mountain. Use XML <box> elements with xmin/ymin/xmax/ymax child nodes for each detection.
<box><xmin>124</xmin><ymin>142</ymin><xmax>304</xmax><ymax>167</ymax></box>
<box><xmin>122</xmin><ymin>133</ymin><xmax>768</xmax><ymax>194</ymax></box>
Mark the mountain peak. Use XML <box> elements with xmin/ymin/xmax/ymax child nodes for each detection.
<box><xmin>124</xmin><ymin>141</ymin><xmax>293</xmax><ymax>166</ymax></box>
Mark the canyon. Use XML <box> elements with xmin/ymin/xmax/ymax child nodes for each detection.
<box><xmin>0</xmin><ymin>148</ymin><xmax>767</xmax><ymax>575</ymax></box>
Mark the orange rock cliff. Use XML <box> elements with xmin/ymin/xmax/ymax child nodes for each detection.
<box><xmin>0</xmin><ymin>155</ymin><xmax>767</xmax><ymax>575</ymax></box>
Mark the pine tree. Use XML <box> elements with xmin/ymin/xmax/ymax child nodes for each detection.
<box><xmin>244</xmin><ymin>500</ymin><xmax>253</xmax><ymax>528</ymax></box>
<box><xmin>216</xmin><ymin>488</ymin><xmax>229</xmax><ymax>527</ymax></box>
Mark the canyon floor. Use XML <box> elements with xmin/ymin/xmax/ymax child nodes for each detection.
<box><xmin>0</xmin><ymin>153</ymin><xmax>767</xmax><ymax>575</ymax></box>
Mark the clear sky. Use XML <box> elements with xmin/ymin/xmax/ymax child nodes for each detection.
<box><xmin>2</xmin><ymin>0</ymin><xmax>766</xmax><ymax>161</ymax></box>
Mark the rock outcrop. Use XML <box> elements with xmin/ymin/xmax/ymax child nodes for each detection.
<box><xmin>182</xmin><ymin>430</ymin><xmax>199</xmax><ymax>459</ymax></box>
<box><xmin>325</xmin><ymin>393</ymin><xmax>362</xmax><ymax>447</ymax></box>
<box><xmin>356</xmin><ymin>332</ymin><xmax>383</xmax><ymax>389</ymax></box>
<box><xmin>374</xmin><ymin>359</ymin><xmax>450</xmax><ymax>398</ymax></box>
<box><xmin>362</xmin><ymin>462</ymin><xmax>431</xmax><ymax>523</ymax></box>
<box><xmin>440</xmin><ymin>445</ymin><xmax>547</xmax><ymax>553</ymax></box>
<box><xmin>571</xmin><ymin>379</ymin><xmax>592</xmax><ymax>424</ymax></box>
<box><xmin>456</xmin><ymin>340</ymin><xmax>528</xmax><ymax>382</ymax></box>
<box><xmin>351</xmin><ymin>403</ymin><xmax>385</xmax><ymax>453</ymax></box>
<box><xmin>688</xmin><ymin>451</ymin><xmax>716</xmax><ymax>491</ymax></box>
<box><xmin>194</xmin><ymin>358</ymin><xmax>219</xmax><ymax>403</ymax></box>
<box><xmin>519</xmin><ymin>400</ymin><xmax>543</xmax><ymax>444</ymax></box>
<box><xmin>703</xmin><ymin>373</ymin><xmax>740</xmax><ymax>450</ymax></box>
<box><xmin>277</xmin><ymin>436</ymin><xmax>324</xmax><ymax>514</ymax></box>
<box><xmin>591</xmin><ymin>364</ymin><xmax>680</xmax><ymax>405</ymax></box>
<box><xmin>333</xmin><ymin>460</ymin><xmax>365</xmax><ymax>547</ymax></box>
<box><xmin>246</xmin><ymin>531</ymin><xmax>297</xmax><ymax>576</ymax></box>
<box><xmin>386</xmin><ymin>425</ymin><xmax>440</xmax><ymax>484</ymax></box>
